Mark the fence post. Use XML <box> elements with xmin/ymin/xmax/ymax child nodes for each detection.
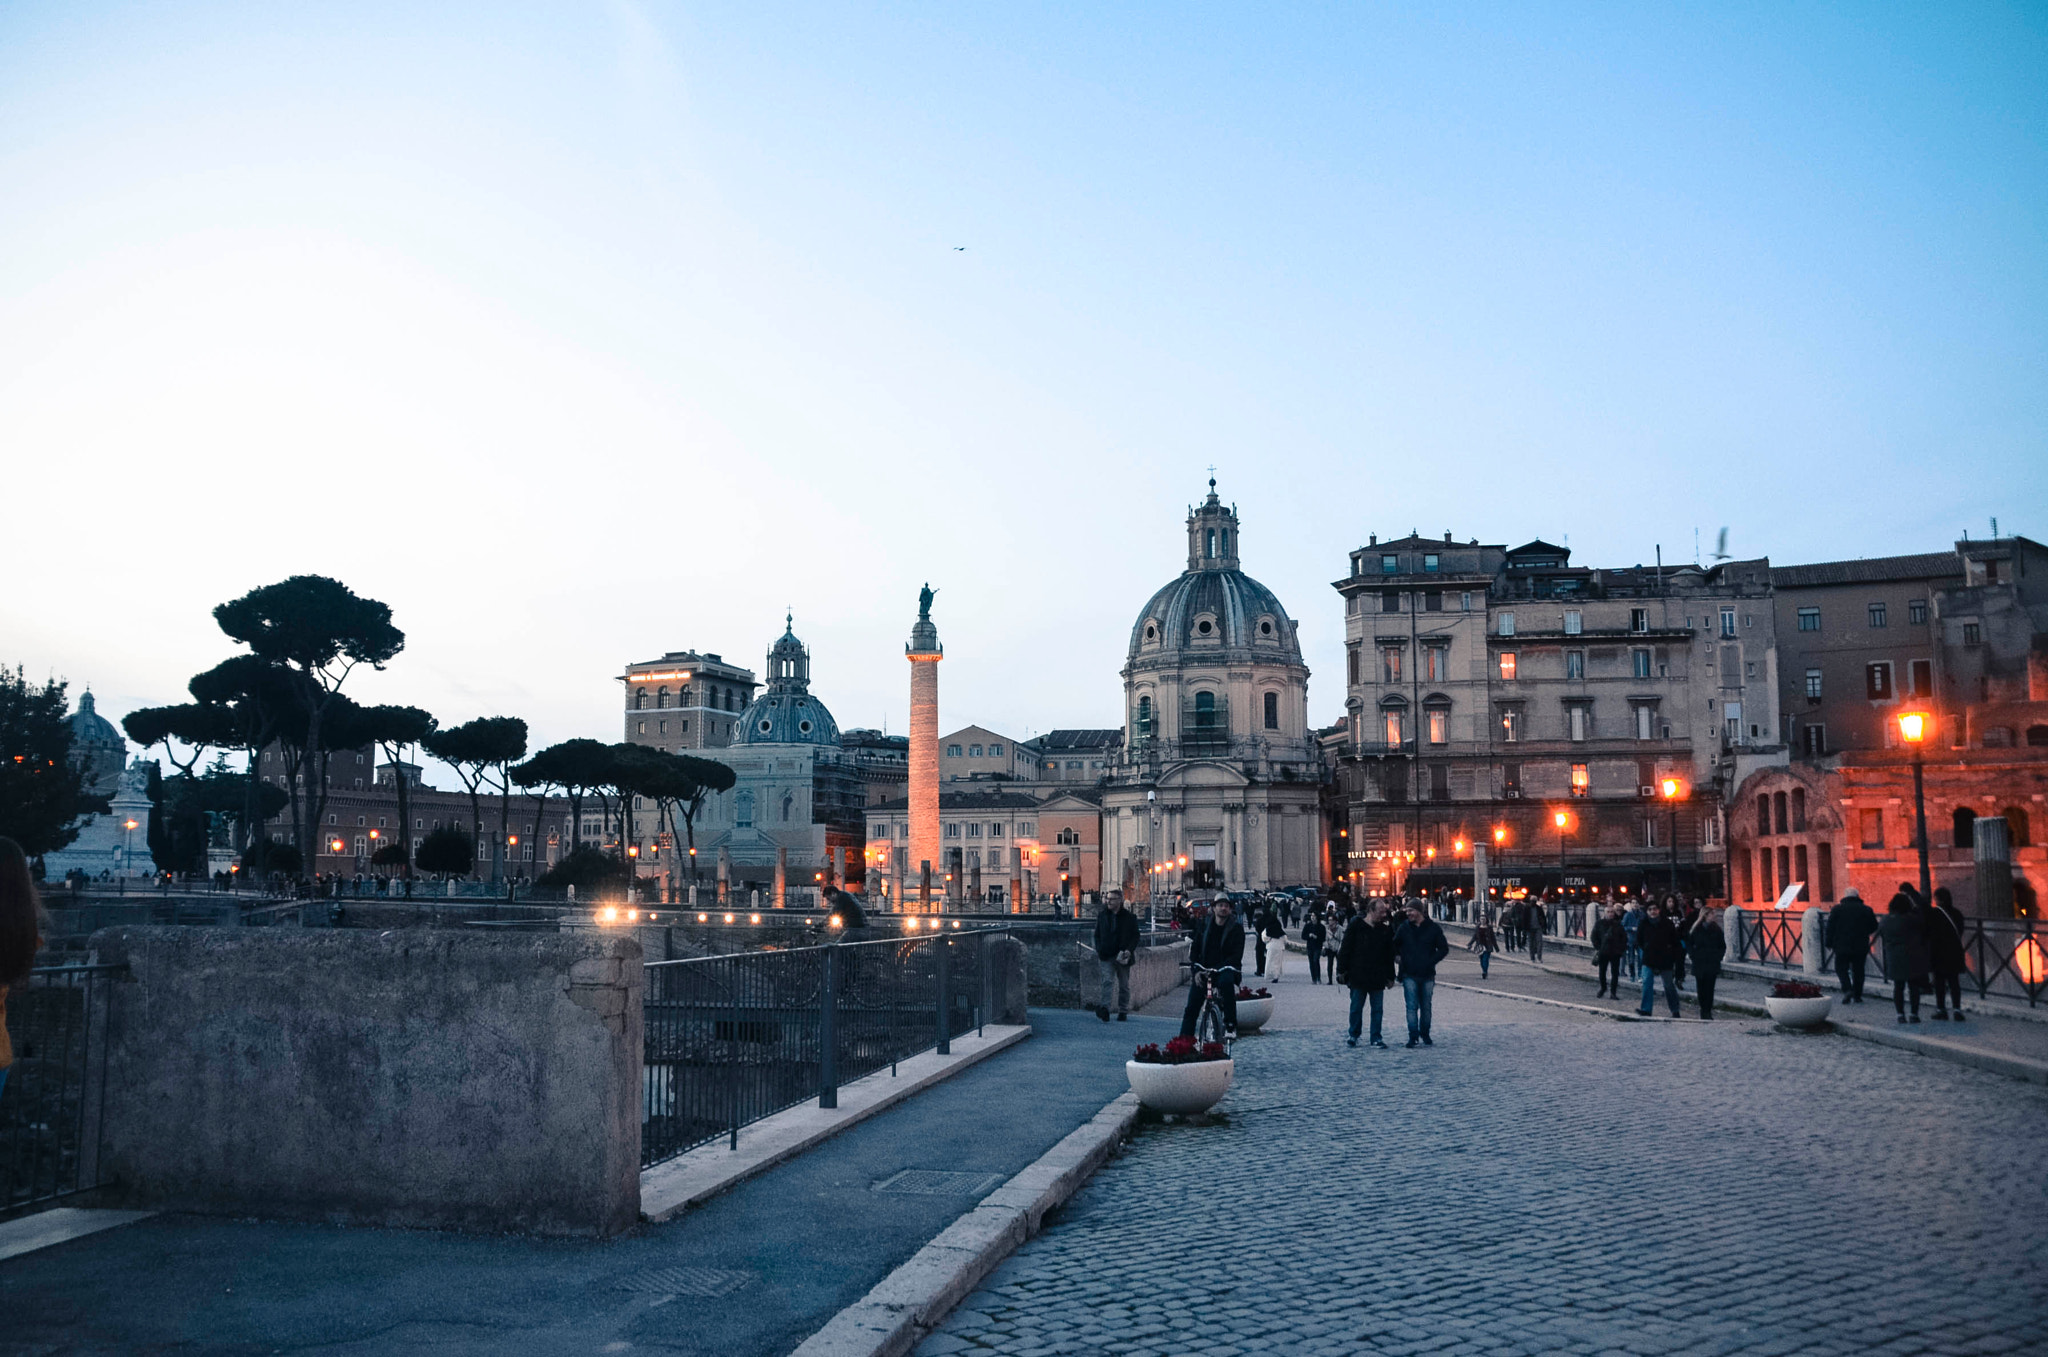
<box><xmin>1801</xmin><ymin>908</ymin><xmax>1824</xmax><ymax>976</ymax></box>
<box><xmin>819</xmin><ymin>943</ymin><xmax>839</xmax><ymax>1109</ymax></box>
<box><xmin>979</xmin><ymin>933</ymin><xmax>991</xmax><ymax>1038</ymax></box>
<box><xmin>936</xmin><ymin>937</ymin><xmax>951</xmax><ymax>1055</ymax></box>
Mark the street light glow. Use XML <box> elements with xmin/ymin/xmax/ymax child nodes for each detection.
<box><xmin>1898</xmin><ymin>710</ymin><xmax>1930</xmax><ymax>744</ymax></box>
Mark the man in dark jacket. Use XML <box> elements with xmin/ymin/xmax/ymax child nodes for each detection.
<box><xmin>1527</xmin><ymin>898</ymin><xmax>1548</xmax><ymax>962</ymax></box>
<box><xmin>1590</xmin><ymin>903</ymin><xmax>1627</xmax><ymax>998</ymax></box>
<box><xmin>1685</xmin><ymin>907</ymin><xmax>1728</xmax><ymax>1019</ymax></box>
<box><xmin>823</xmin><ymin>885</ymin><xmax>866</xmax><ymax>929</ymax></box>
<box><xmin>1391</xmin><ymin>901</ymin><xmax>1451</xmax><ymax>1047</ymax></box>
<box><xmin>1826</xmin><ymin>888</ymin><xmax>1879</xmax><ymax>1002</ymax></box>
<box><xmin>1337</xmin><ymin>899</ymin><xmax>1397</xmax><ymax>1047</ymax></box>
<box><xmin>1180</xmin><ymin>899</ymin><xmax>1244</xmax><ymax>1037</ymax></box>
<box><xmin>1635</xmin><ymin>900</ymin><xmax>1683</xmax><ymax>1017</ymax></box>
<box><xmin>1301</xmin><ymin>911</ymin><xmax>1329</xmax><ymax>985</ymax></box>
<box><xmin>1092</xmin><ymin>895</ymin><xmax>1141</xmax><ymax>1022</ymax></box>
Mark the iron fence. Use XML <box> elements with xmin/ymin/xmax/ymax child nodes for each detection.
<box><xmin>2</xmin><ymin>964</ymin><xmax>120</xmax><ymax>1220</ymax></box>
<box><xmin>1735</xmin><ymin>909</ymin><xmax>1805</xmax><ymax>968</ymax></box>
<box><xmin>640</xmin><ymin>929</ymin><xmax>1000</xmax><ymax>1168</ymax></box>
<box><xmin>1819</xmin><ymin>917</ymin><xmax>2048</xmax><ymax>1006</ymax></box>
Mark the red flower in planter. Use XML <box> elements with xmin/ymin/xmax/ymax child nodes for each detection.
<box><xmin>1233</xmin><ymin>986</ymin><xmax>1272</xmax><ymax>1000</ymax></box>
<box><xmin>1771</xmin><ymin>980</ymin><xmax>1827</xmax><ymax>999</ymax></box>
<box><xmin>1132</xmin><ymin>1034</ymin><xmax>1228</xmax><ymax>1065</ymax></box>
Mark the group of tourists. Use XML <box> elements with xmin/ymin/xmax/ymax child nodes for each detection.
<box><xmin>1824</xmin><ymin>882</ymin><xmax>1970</xmax><ymax>1022</ymax></box>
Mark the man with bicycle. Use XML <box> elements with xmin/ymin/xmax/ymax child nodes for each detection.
<box><xmin>1180</xmin><ymin>897</ymin><xmax>1245</xmax><ymax>1038</ymax></box>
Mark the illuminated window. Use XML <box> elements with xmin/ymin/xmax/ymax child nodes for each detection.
<box><xmin>1499</xmin><ymin>709</ymin><xmax>1521</xmax><ymax>743</ymax></box>
<box><xmin>1425</xmin><ymin>646</ymin><xmax>1446</xmax><ymax>682</ymax></box>
<box><xmin>1499</xmin><ymin>652</ymin><xmax>1518</xmax><ymax>681</ymax></box>
<box><xmin>1570</xmin><ymin>764</ymin><xmax>1590</xmax><ymax>794</ymax></box>
<box><xmin>1382</xmin><ymin>711</ymin><xmax>1403</xmax><ymax>745</ymax></box>
<box><xmin>1427</xmin><ymin>709</ymin><xmax>1448</xmax><ymax>745</ymax></box>
<box><xmin>1381</xmin><ymin>647</ymin><xmax>1402</xmax><ymax>683</ymax></box>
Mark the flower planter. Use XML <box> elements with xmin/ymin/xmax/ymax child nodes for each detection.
<box><xmin>1764</xmin><ymin>994</ymin><xmax>1834</xmax><ymax>1028</ymax></box>
<box><xmin>1233</xmin><ymin>996</ymin><xmax>1275</xmax><ymax>1032</ymax></box>
<box><xmin>1125</xmin><ymin>1058</ymin><xmax>1234</xmax><ymax>1114</ymax></box>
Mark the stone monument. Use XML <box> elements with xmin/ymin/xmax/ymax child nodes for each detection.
<box><xmin>906</xmin><ymin>584</ymin><xmax>942</xmax><ymax>911</ymax></box>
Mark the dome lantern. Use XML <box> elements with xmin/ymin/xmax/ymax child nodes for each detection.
<box><xmin>1185</xmin><ymin>477</ymin><xmax>1240</xmax><ymax>572</ymax></box>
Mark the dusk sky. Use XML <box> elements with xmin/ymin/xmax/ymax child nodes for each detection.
<box><xmin>4</xmin><ymin>3</ymin><xmax>2043</xmax><ymax>779</ymax></box>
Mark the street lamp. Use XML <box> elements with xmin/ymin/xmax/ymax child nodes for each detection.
<box><xmin>1899</xmin><ymin>709</ymin><xmax>1933</xmax><ymax>899</ymax></box>
<box><xmin>1658</xmin><ymin>777</ymin><xmax>1685</xmax><ymax>895</ymax></box>
<box><xmin>122</xmin><ymin>818</ymin><xmax>139</xmax><ymax>873</ymax></box>
<box><xmin>1553</xmin><ymin>810</ymin><xmax>1570</xmax><ymax>896</ymax></box>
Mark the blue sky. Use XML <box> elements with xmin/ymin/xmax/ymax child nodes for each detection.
<box><xmin>3</xmin><ymin>2</ymin><xmax>2043</xmax><ymax>766</ymax></box>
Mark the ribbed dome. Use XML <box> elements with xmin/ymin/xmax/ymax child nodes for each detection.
<box><xmin>1128</xmin><ymin>570</ymin><xmax>1299</xmax><ymax>660</ymax></box>
<box><xmin>738</xmin><ymin>616</ymin><xmax>841</xmax><ymax>745</ymax></box>
<box><xmin>69</xmin><ymin>691</ymin><xmax>123</xmax><ymax>750</ymax></box>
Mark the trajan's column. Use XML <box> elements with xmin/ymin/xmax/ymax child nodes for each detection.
<box><xmin>906</xmin><ymin>583</ymin><xmax>942</xmax><ymax>909</ymax></box>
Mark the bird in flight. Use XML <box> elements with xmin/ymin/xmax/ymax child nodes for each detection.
<box><xmin>953</xmin><ymin>246</ymin><xmax>967</xmax><ymax>251</ymax></box>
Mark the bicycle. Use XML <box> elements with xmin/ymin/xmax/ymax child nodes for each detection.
<box><xmin>1181</xmin><ymin>961</ymin><xmax>1238</xmax><ymax>1049</ymax></box>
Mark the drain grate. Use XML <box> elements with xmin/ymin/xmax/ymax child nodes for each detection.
<box><xmin>615</xmin><ymin>1266</ymin><xmax>755</xmax><ymax>1298</ymax></box>
<box><xmin>872</xmin><ymin>1169</ymin><xmax>1005</xmax><ymax>1197</ymax></box>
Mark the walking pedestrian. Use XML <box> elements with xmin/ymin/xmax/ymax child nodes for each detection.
<box><xmin>1881</xmin><ymin>886</ymin><xmax>1930</xmax><ymax>1024</ymax></box>
<box><xmin>1092</xmin><ymin>893</ymin><xmax>1140</xmax><ymax>1022</ymax></box>
<box><xmin>1827</xmin><ymin>888</ymin><xmax>1878</xmax><ymax>1002</ymax></box>
<box><xmin>1338</xmin><ymin>899</ymin><xmax>1396</xmax><ymax>1048</ymax></box>
<box><xmin>1527</xmin><ymin>897</ymin><xmax>1547</xmax><ymax>962</ymax></box>
<box><xmin>1635</xmin><ymin>899</ymin><xmax>1683</xmax><ymax>1018</ymax></box>
<box><xmin>1253</xmin><ymin>905</ymin><xmax>1272</xmax><ymax>977</ymax></box>
<box><xmin>1622</xmin><ymin>899</ymin><xmax>1643</xmax><ymax>979</ymax></box>
<box><xmin>1467</xmin><ymin>916</ymin><xmax>1497</xmax><ymax>979</ymax></box>
<box><xmin>1926</xmin><ymin>886</ymin><xmax>1967</xmax><ymax>1021</ymax></box>
<box><xmin>1262</xmin><ymin>908</ymin><xmax>1287</xmax><ymax>981</ymax></box>
<box><xmin>1392</xmin><ymin>900</ymin><xmax>1450</xmax><ymax>1048</ymax></box>
<box><xmin>1591</xmin><ymin>903</ymin><xmax>1627</xmax><ymax>998</ymax></box>
<box><xmin>1302</xmin><ymin>910</ymin><xmax>1328</xmax><ymax>985</ymax></box>
<box><xmin>0</xmin><ymin>838</ymin><xmax>48</xmax><ymax>1108</ymax></box>
<box><xmin>1685</xmin><ymin>906</ymin><xmax>1726</xmax><ymax>1019</ymax></box>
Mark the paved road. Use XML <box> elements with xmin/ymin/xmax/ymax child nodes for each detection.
<box><xmin>920</xmin><ymin>954</ymin><xmax>2048</xmax><ymax>1357</ymax></box>
<box><xmin>0</xmin><ymin>1009</ymin><xmax>1162</xmax><ymax>1357</ymax></box>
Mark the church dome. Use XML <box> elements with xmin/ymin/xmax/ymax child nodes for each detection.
<box><xmin>69</xmin><ymin>690</ymin><xmax>124</xmax><ymax>751</ymax></box>
<box><xmin>738</xmin><ymin>616</ymin><xmax>842</xmax><ymax>746</ymax></box>
<box><xmin>1127</xmin><ymin>482</ymin><xmax>1301</xmax><ymax>663</ymax></box>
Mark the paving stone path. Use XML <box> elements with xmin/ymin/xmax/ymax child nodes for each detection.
<box><xmin>918</xmin><ymin>959</ymin><xmax>2048</xmax><ymax>1357</ymax></box>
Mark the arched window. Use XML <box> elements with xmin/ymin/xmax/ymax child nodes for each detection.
<box><xmin>1263</xmin><ymin>691</ymin><xmax>1279</xmax><ymax>730</ymax></box>
<box><xmin>634</xmin><ymin>689</ymin><xmax>647</xmax><ymax>710</ymax></box>
<box><xmin>2004</xmin><ymin>807</ymin><xmax>2033</xmax><ymax>848</ymax></box>
<box><xmin>1205</xmin><ymin>529</ymin><xmax>1216</xmax><ymax>559</ymax></box>
<box><xmin>657</xmin><ymin>687</ymin><xmax>670</xmax><ymax>709</ymax></box>
<box><xmin>1791</xmin><ymin>788</ymin><xmax>1807</xmax><ymax>832</ymax></box>
<box><xmin>735</xmin><ymin>790</ymin><xmax>754</xmax><ymax>828</ymax></box>
<box><xmin>782</xmin><ymin>793</ymin><xmax>794</xmax><ymax>823</ymax></box>
<box><xmin>1194</xmin><ymin>691</ymin><xmax>1217</xmax><ymax>730</ymax></box>
<box><xmin>1773</xmin><ymin>791</ymin><xmax>1788</xmax><ymax>835</ymax></box>
<box><xmin>1136</xmin><ymin>696</ymin><xmax>1153</xmax><ymax>737</ymax></box>
<box><xmin>1953</xmin><ymin>807</ymin><xmax>1977</xmax><ymax>849</ymax></box>
<box><xmin>1757</xmin><ymin>794</ymin><xmax>1771</xmax><ymax>837</ymax></box>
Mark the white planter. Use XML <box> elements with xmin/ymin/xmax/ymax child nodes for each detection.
<box><xmin>1233</xmin><ymin>996</ymin><xmax>1275</xmax><ymax>1032</ymax></box>
<box><xmin>1764</xmin><ymin>994</ymin><xmax>1834</xmax><ymax>1028</ymax></box>
<box><xmin>1125</xmin><ymin>1058</ymin><xmax>1234</xmax><ymax>1114</ymax></box>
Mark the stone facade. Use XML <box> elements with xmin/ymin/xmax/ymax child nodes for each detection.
<box><xmin>1100</xmin><ymin>483</ymin><xmax>1323</xmax><ymax>893</ymax></box>
<box><xmin>620</xmin><ymin>650</ymin><xmax>759</xmax><ymax>751</ymax></box>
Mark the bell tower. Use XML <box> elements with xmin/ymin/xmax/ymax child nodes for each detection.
<box><xmin>1185</xmin><ymin>477</ymin><xmax>1240</xmax><ymax>572</ymax></box>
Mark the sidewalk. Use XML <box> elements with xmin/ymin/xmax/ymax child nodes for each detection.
<box><xmin>1432</xmin><ymin>924</ymin><xmax>2048</xmax><ymax>1081</ymax></box>
<box><xmin>0</xmin><ymin>1008</ymin><xmax>1168</xmax><ymax>1357</ymax></box>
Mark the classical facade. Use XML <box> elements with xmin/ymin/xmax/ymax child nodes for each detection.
<box><xmin>41</xmin><ymin>691</ymin><xmax>155</xmax><ymax>879</ymax></box>
<box><xmin>620</xmin><ymin>650</ymin><xmax>759</xmax><ymax>751</ymax></box>
<box><xmin>1100</xmin><ymin>483</ymin><xmax>1324</xmax><ymax>893</ymax></box>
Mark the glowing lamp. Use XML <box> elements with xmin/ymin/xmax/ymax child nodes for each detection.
<box><xmin>1553</xmin><ymin>812</ymin><xmax>1568</xmax><ymax>829</ymax></box>
<box><xmin>724</xmin><ymin>913</ymin><xmax>735</xmax><ymax>923</ymax></box>
<box><xmin>1493</xmin><ymin>827</ymin><xmax>1506</xmax><ymax>844</ymax></box>
<box><xmin>1659</xmin><ymin>778</ymin><xmax>1681</xmax><ymax>800</ymax></box>
<box><xmin>627</xmin><ymin>844</ymin><xmax>639</xmax><ymax>858</ymax></box>
<box><xmin>697</xmin><ymin>913</ymin><xmax>708</xmax><ymax>922</ymax></box>
<box><xmin>750</xmin><ymin>913</ymin><xmax>760</xmax><ymax>924</ymax></box>
<box><xmin>1898</xmin><ymin>710</ymin><xmax>1931</xmax><ymax>744</ymax></box>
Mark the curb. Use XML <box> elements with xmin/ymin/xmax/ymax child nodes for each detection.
<box><xmin>640</xmin><ymin>1025</ymin><xmax>1032</xmax><ymax>1223</ymax></box>
<box><xmin>789</xmin><ymin>1090</ymin><xmax>1144</xmax><ymax>1357</ymax></box>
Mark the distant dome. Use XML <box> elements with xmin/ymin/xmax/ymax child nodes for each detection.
<box><xmin>1127</xmin><ymin>482</ymin><xmax>1300</xmax><ymax>663</ymax></box>
<box><xmin>738</xmin><ymin>615</ymin><xmax>841</xmax><ymax>746</ymax></box>
<box><xmin>69</xmin><ymin>690</ymin><xmax>123</xmax><ymax>751</ymax></box>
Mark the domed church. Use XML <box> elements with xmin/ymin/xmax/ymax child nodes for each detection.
<box><xmin>1102</xmin><ymin>483</ymin><xmax>1324</xmax><ymax>894</ymax></box>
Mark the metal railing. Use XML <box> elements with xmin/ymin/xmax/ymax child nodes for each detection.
<box><xmin>1735</xmin><ymin>909</ymin><xmax>1805</xmax><ymax>968</ymax></box>
<box><xmin>2</xmin><ymin>964</ymin><xmax>121</xmax><ymax>1220</ymax></box>
<box><xmin>640</xmin><ymin>930</ymin><xmax>1000</xmax><ymax>1168</ymax></box>
<box><xmin>1818</xmin><ymin>917</ymin><xmax>2048</xmax><ymax>1007</ymax></box>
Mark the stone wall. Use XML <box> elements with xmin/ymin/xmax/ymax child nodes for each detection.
<box><xmin>88</xmin><ymin>926</ymin><xmax>643</xmax><ymax>1237</ymax></box>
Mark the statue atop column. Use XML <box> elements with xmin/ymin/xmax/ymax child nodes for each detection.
<box><xmin>918</xmin><ymin>582</ymin><xmax>937</xmax><ymax>620</ymax></box>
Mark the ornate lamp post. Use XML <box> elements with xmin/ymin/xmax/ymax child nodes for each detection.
<box><xmin>1898</xmin><ymin>710</ymin><xmax>1933</xmax><ymax>899</ymax></box>
<box><xmin>1659</xmin><ymin>777</ymin><xmax>1686</xmax><ymax>895</ymax></box>
<box><xmin>1553</xmin><ymin>810</ymin><xmax>1570</xmax><ymax>897</ymax></box>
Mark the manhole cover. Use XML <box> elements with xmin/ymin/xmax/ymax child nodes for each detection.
<box><xmin>616</xmin><ymin>1267</ymin><xmax>755</xmax><ymax>1298</ymax></box>
<box><xmin>872</xmin><ymin>1169</ymin><xmax>1005</xmax><ymax>1196</ymax></box>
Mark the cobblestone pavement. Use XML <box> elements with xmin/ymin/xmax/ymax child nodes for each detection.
<box><xmin>918</xmin><ymin>963</ymin><xmax>2048</xmax><ymax>1357</ymax></box>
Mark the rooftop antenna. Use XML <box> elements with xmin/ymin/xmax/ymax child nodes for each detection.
<box><xmin>1693</xmin><ymin>528</ymin><xmax>1700</xmax><ymax>565</ymax></box>
<box><xmin>1992</xmin><ymin>517</ymin><xmax>1999</xmax><ymax>539</ymax></box>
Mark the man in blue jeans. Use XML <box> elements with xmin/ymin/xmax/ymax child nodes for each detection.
<box><xmin>1392</xmin><ymin>899</ymin><xmax>1450</xmax><ymax>1048</ymax></box>
<box><xmin>1337</xmin><ymin>899</ymin><xmax>1395</xmax><ymax>1048</ymax></box>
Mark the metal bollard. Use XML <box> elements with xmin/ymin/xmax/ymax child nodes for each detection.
<box><xmin>936</xmin><ymin>937</ymin><xmax>951</xmax><ymax>1056</ymax></box>
<box><xmin>819</xmin><ymin>943</ymin><xmax>839</xmax><ymax>1109</ymax></box>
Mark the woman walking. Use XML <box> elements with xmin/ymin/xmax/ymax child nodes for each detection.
<box><xmin>1302</xmin><ymin>910</ymin><xmax>1329</xmax><ymax>985</ymax></box>
<box><xmin>1</xmin><ymin>838</ymin><xmax>48</xmax><ymax>1107</ymax></box>
<box><xmin>1468</xmin><ymin>915</ymin><xmax>1497</xmax><ymax>979</ymax></box>
<box><xmin>1685</xmin><ymin>906</ymin><xmax>1726</xmax><ymax>1019</ymax></box>
<box><xmin>1926</xmin><ymin>886</ymin><xmax>1967</xmax><ymax>1022</ymax></box>
<box><xmin>1880</xmin><ymin>886</ymin><xmax>1930</xmax><ymax>1024</ymax></box>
